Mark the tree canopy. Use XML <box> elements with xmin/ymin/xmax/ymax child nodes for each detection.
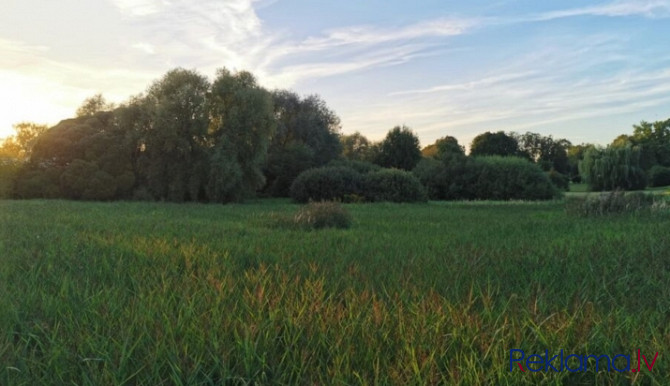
<box><xmin>374</xmin><ymin>125</ymin><xmax>422</xmax><ymax>171</ymax></box>
<box><xmin>469</xmin><ymin>131</ymin><xmax>522</xmax><ymax>158</ymax></box>
<box><xmin>263</xmin><ymin>91</ymin><xmax>341</xmax><ymax>196</ymax></box>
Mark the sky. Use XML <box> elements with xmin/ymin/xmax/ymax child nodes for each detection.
<box><xmin>2</xmin><ymin>0</ymin><xmax>670</xmax><ymax>149</ymax></box>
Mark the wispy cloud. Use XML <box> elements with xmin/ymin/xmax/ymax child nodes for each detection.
<box><xmin>345</xmin><ymin>33</ymin><xmax>670</xmax><ymax>146</ymax></box>
<box><xmin>534</xmin><ymin>0</ymin><xmax>670</xmax><ymax>20</ymax></box>
<box><xmin>300</xmin><ymin>17</ymin><xmax>480</xmax><ymax>49</ymax></box>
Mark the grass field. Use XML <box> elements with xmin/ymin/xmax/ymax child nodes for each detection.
<box><xmin>567</xmin><ymin>182</ymin><xmax>670</xmax><ymax>197</ymax></box>
<box><xmin>2</xmin><ymin>199</ymin><xmax>670</xmax><ymax>385</ymax></box>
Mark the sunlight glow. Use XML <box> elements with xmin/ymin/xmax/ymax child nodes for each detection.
<box><xmin>0</xmin><ymin>71</ymin><xmax>80</xmax><ymax>140</ymax></box>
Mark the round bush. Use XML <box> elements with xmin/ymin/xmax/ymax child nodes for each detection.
<box><xmin>649</xmin><ymin>165</ymin><xmax>670</xmax><ymax>187</ymax></box>
<box><xmin>547</xmin><ymin>169</ymin><xmax>569</xmax><ymax>191</ymax></box>
<box><xmin>290</xmin><ymin>166</ymin><xmax>363</xmax><ymax>203</ymax></box>
<box><xmin>364</xmin><ymin>169</ymin><xmax>427</xmax><ymax>203</ymax></box>
<box><xmin>465</xmin><ymin>156</ymin><xmax>560</xmax><ymax>200</ymax></box>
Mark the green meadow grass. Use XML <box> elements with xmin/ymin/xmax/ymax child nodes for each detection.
<box><xmin>1</xmin><ymin>199</ymin><xmax>669</xmax><ymax>385</ymax></box>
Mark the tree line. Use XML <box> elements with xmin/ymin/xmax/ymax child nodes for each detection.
<box><xmin>1</xmin><ymin>67</ymin><xmax>669</xmax><ymax>202</ymax></box>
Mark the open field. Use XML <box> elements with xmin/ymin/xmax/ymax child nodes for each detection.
<box><xmin>2</xmin><ymin>199</ymin><xmax>670</xmax><ymax>384</ymax></box>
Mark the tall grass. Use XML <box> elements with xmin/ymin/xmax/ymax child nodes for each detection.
<box><xmin>1</xmin><ymin>199</ymin><xmax>669</xmax><ymax>384</ymax></box>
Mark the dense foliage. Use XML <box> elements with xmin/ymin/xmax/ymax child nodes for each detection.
<box><xmin>469</xmin><ymin>131</ymin><xmax>523</xmax><ymax>158</ymax></box>
<box><xmin>373</xmin><ymin>125</ymin><xmax>422</xmax><ymax>171</ymax></box>
<box><xmin>2</xmin><ymin>65</ymin><xmax>670</xmax><ymax>201</ymax></box>
<box><xmin>546</xmin><ymin>169</ymin><xmax>569</xmax><ymax>191</ymax></box>
<box><xmin>364</xmin><ymin>169</ymin><xmax>427</xmax><ymax>203</ymax></box>
<box><xmin>463</xmin><ymin>156</ymin><xmax>560</xmax><ymax>200</ymax></box>
<box><xmin>5</xmin><ymin>68</ymin><xmax>346</xmax><ymax>203</ymax></box>
<box><xmin>290</xmin><ymin>165</ymin><xmax>427</xmax><ymax>203</ymax></box>
<box><xmin>649</xmin><ymin>165</ymin><xmax>670</xmax><ymax>187</ymax></box>
<box><xmin>325</xmin><ymin>159</ymin><xmax>381</xmax><ymax>174</ymax></box>
<box><xmin>289</xmin><ymin>166</ymin><xmax>364</xmax><ymax>203</ymax></box>
<box><xmin>263</xmin><ymin>91</ymin><xmax>342</xmax><ymax>197</ymax></box>
<box><xmin>413</xmin><ymin>136</ymin><xmax>468</xmax><ymax>200</ymax></box>
<box><xmin>578</xmin><ymin>145</ymin><xmax>647</xmax><ymax>191</ymax></box>
<box><xmin>414</xmin><ymin>139</ymin><xmax>560</xmax><ymax>201</ymax></box>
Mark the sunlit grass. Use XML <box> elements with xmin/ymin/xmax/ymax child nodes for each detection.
<box><xmin>1</xmin><ymin>199</ymin><xmax>669</xmax><ymax>384</ymax></box>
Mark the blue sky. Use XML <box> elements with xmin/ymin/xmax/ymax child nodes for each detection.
<box><xmin>2</xmin><ymin>0</ymin><xmax>670</xmax><ymax>149</ymax></box>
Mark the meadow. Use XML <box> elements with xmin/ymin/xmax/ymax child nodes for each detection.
<box><xmin>1</xmin><ymin>198</ymin><xmax>670</xmax><ymax>385</ymax></box>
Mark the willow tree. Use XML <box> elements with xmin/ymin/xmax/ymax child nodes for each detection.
<box><xmin>206</xmin><ymin>69</ymin><xmax>276</xmax><ymax>202</ymax></box>
<box><xmin>137</xmin><ymin>68</ymin><xmax>211</xmax><ymax>202</ymax></box>
<box><xmin>579</xmin><ymin>145</ymin><xmax>647</xmax><ymax>191</ymax></box>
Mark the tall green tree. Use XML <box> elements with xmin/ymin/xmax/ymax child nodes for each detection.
<box><xmin>0</xmin><ymin>122</ymin><xmax>47</xmax><ymax>197</ymax></box>
<box><xmin>515</xmin><ymin>132</ymin><xmax>571</xmax><ymax>174</ymax></box>
<box><xmin>340</xmin><ymin>131</ymin><xmax>373</xmax><ymax>162</ymax></box>
<box><xmin>207</xmin><ymin>68</ymin><xmax>276</xmax><ymax>202</ymax></box>
<box><xmin>566</xmin><ymin>143</ymin><xmax>593</xmax><ymax>182</ymax></box>
<box><xmin>414</xmin><ymin>136</ymin><xmax>467</xmax><ymax>200</ymax></box>
<box><xmin>76</xmin><ymin>94</ymin><xmax>115</xmax><ymax>117</ymax></box>
<box><xmin>263</xmin><ymin>91</ymin><xmax>341</xmax><ymax>196</ymax></box>
<box><xmin>469</xmin><ymin>131</ymin><xmax>522</xmax><ymax>158</ymax></box>
<box><xmin>1</xmin><ymin>122</ymin><xmax>49</xmax><ymax>160</ymax></box>
<box><xmin>375</xmin><ymin>125</ymin><xmax>422</xmax><ymax>171</ymax></box>
<box><xmin>137</xmin><ymin>68</ymin><xmax>210</xmax><ymax>202</ymax></box>
<box><xmin>579</xmin><ymin>145</ymin><xmax>646</xmax><ymax>191</ymax></box>
<box><xmin>629</xmin><ymin>119</ymin><xmax>670</xmax><ymax>169</ymax></box>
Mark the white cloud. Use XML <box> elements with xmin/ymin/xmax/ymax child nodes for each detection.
<box><xmin>132</xmin><ymin>42</ymin><xmax>156</xmax><ymax>55</ymax></box>
<box><xmin>533</xmin><ymin>0</ymin><xmax>670</xmax><ymax>20</ymax></box>
<box><xmin>109</xmin><ymin>0</ymin><xmax>166</xmax><ymax>16</ymax></box>
<box><xmin>301</xmin><ymin>17</ymin><xmax>479</xmax><ymax>49</ymax></box>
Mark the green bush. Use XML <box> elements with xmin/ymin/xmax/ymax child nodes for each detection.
<box><xmin>0</xmin><ymin>159</ymin><xmax>21</xmax><ymax>198</ymax></box>
<box><xmin>14</xmin><ymin>169</ymin><xmax>62</xmax><ymax>199</ymax></box>
<box><xmin>649</xmin><ymin>165</ymin><xmax>670</xmax><ymax>187</ymax></box>
<box><xmin>412</xmin><ymin>158</ymin><xmax>467</xmax><ymax>200</ymax></box>
<box><xmin>565</xmin><ymin>190</ymin><xmax>656</xmax><ymax>217</ymax></box>
<box><xmin>81</xmin><ymin>170</ymin><xmax>117</xmax><ymax>200</ymax></box>
<box><xmin>293</xmin><ymin>201</ymin><xmax>352</xmax><ymax>229</ymax></box>
<box><xmin>412</xmin><ymin>158</ymin><xmax>446</xmax><ymax>199</ymax></box>
<box><xmin>290</xmin><ymin>166</ymin><xmax>363</xmax><ymax>203</ymax></box>
<box><xmin>364</xmin><ymin>169</ymin><xmax>427</xmax><ymax>203</ymax></box>
<box><xmin>464</xmin><ymin>156</ymin><xmax>560</xmax><ymax>200</ymax></box>
<box><xmin>547</xmin><ymin>169</ymin><xmax>569</xmax><ymax>191</ymax></box>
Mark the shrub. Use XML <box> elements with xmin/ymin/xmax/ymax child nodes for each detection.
<box><xmin>293</xmin><ymin>201</ymin><xmax>352</xmax><ymax>229</ymax></box>
<box><xmin>81</xmin><ymin>170</ymin><xmax>117</xmax><ymax>200</ymax></box>
<box><xmin>412</xmin><ymin>157</ymin><xmax>468</xmax><ymax>200</ymax></box>
<box><xmin>14</xmin><ymin>169</ymin><xmax>62</xmax><ymax>199</ymax></box>
<box><xmin>464</xmin><ymin>156</ymin><xmax>560</xmax><ymax>200</ymax></box>
<box><xmin>0</xmin><ymin>159</ymin><xmax>21</xmax><ymax>198</ymax></box>
<box><xmin>412</xmin><ymin>158</ymin><xmax>447</xmax><ymax>199</ymax></box>
<box><xmin>565</xmin><ymin>190</ymin><xmax>655</xmax><ymax>217</ymax></box>
<box><xmin>290</xmin><ymin>166</ymin><xmax>363</xmax><ymax>203</ymax></box>
<box><xmin>649</xmin><ymin>165</ymin><xmax>670</xmax><ymax>187</ymax></box>
<box><xmin>547</xmin><ymin>169</ymin><xmax>570</xmax><ymax>191</ymax></box>
<box><xmin>364</xmin><ymin>169</ymin><xmax>427</xmax><ymax>203</ymax></box>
